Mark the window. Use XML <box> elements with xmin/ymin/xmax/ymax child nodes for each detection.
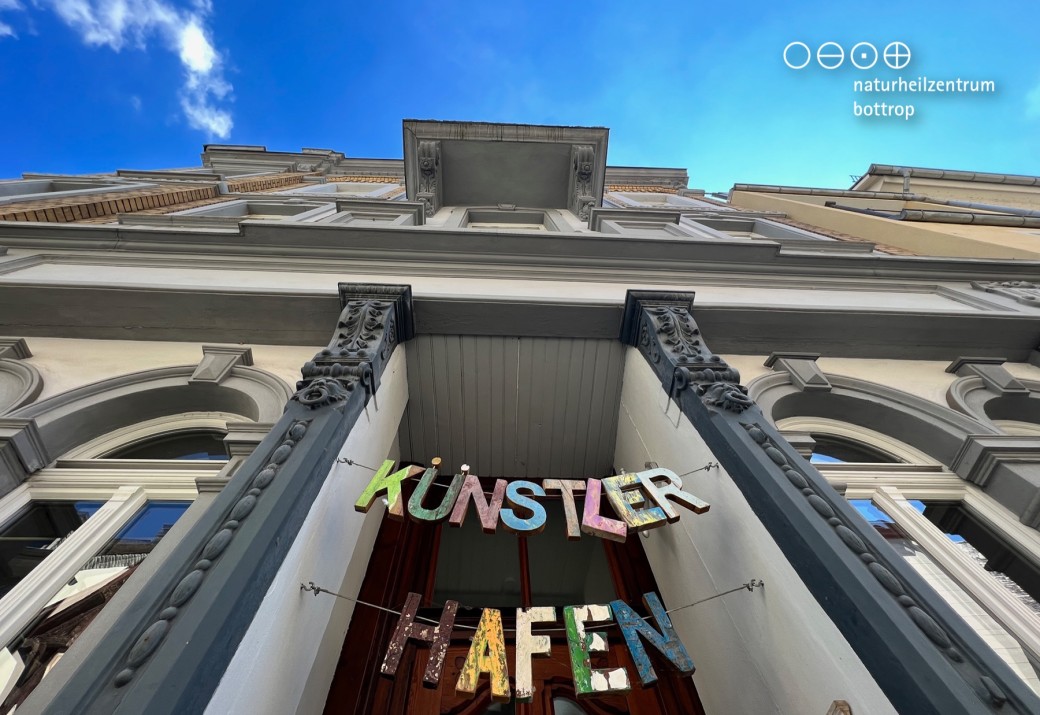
<box><xmin>776</xmin><ymin>415</ymin><xmax>1040</xmax><ymax>695</ymax></box>
<box><xmin>809</xmin><ymin>435</ymin><xmax>902</xmax><ymax>464</ymax></box>
<box><xmin>0</xmin><ymin>501</ymin><xmax>102</xmax><ymax>597</ymax></box>
<box><xmin>102</xmin><ymin>430</ymin><xmax>227</xmax><ymax>460</ymax></box>
<box><xmin>0</xmin><ymin>417</ymin><xmax>230</xmax><ymax>706</ymax></box>
<box><xmin>441</xmin><ymin>207</ymin><xmax>571</xmax><ymax>232</ymax></box>
<box><xmin>853</xmin><ymin>496</ymin><xmax>1040</xmax><ymax>692</ymax></box>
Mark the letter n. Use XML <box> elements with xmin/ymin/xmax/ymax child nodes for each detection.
<box><xmin>611</xmin><ymin>592</ymin><xmax>695</xmax><ymax>686</ymax></box>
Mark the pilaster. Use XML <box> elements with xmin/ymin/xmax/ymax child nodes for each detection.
<box><xmin>39</xmin><ymin>284</ymin><xmax>415</xmax><ymax>715</ymax></box>
<box><xmin>620</xmin><ymin>290</ymin><xmax>1040</xmax><ymax>715</ymax></box>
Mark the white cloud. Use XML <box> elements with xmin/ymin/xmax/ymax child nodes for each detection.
<box><xmin>1</xmin><ymin>0</ymin><xmax>233</xmax><ymax>137</ymax></box>
<box><xmin>0</xmin><ymin>0</ymin><xmax>21</xmax><ymax>38</ymax></box>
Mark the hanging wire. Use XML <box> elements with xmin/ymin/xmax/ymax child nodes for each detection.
<box><xmin>301</xmin><ymin>579</ymin><xmax>763</xmax><ymax>634</ymax></box>
<box><xmin>677</xmin><ymin>461</ymin><xmax>718</xmax><ymax>478</ymax></box>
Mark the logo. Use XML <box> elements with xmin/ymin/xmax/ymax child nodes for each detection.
<box><xmin>784</xmin><ymin>41</ymin><xmax>911</xmax><ymax>70</ymax></box>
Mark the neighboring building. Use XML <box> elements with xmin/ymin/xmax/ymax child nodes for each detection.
<box><xmin>0</xmin><ymin>121</ymin><xmax>1036</xmax><ymax>714</ymax></box>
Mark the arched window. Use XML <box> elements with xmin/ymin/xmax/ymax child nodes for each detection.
<box><xmin>752</xmin><ymin>371</ymin><xmax>1040</xmax><ymax>693</ymax></box>
<box><xmin>0</xmin><ymin>363</ymin><xmax>290</xmax><ymax>708</ymax></box>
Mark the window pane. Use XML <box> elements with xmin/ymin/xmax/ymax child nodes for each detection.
<box><xmin>854</xmin><ymin>499</ymin><xmax>1040</xmax><ymax>692</ymax></box>
<box><xmin>105</xmin><ymin>431</ymin><xmax>227</xmax><ymax>460</ymax></box>
<box><xmin>810</xmin><ymin>435</ymin><xmax>900</xmax><ymax>464</ymax></box>
<box><xmin>0</xmin><ymin>501</ymin><xmax>103</xmax><ymax>598</ymax></box>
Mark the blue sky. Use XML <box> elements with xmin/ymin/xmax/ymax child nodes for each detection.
<box><xmin>2</xmin><ymin>1</ymin><xmax>1039</xmax><ymax>192</ymax></box>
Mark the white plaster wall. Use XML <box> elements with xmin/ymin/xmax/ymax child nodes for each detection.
<box><xmin>614</xmin><ymin>348</ymin><xmax>897</xmax><ymax>715</ymax></box>
<box><xmin>15</xmin><ymin>337</ymin><xmax>316</xmax><ymax>401</ymax></box>
<box><xmin>204</xmin><ymin>347</ymin><xmax>408</xmax><ymax>715</ymax></box>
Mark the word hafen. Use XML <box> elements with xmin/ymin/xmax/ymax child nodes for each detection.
<box><xmin>381</xmin><ymin>591</ymin><xmax>695</xmax><ymax>702</ymax></box>
<box><xmin>354</xmin><ymin>461</ymin><xmax>710</xmax><ymax>541</ymax></box>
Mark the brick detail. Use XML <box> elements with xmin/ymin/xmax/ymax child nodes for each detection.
<box><xmin>327</xmin><ymin>176</ymin><xmax>402</xmax><ymax>184</ymax></box>
<box><xmin>607</xmin><ymin>185</ymin><xmax>678</xmax><ymax>194</ymax></box>
<box><xmin>0</xmin><ymin>185</ymin><xmax>222</xmax><ymax>224</ymax></box>
<box><xmin>226</xmin><ymin>173</ymin><xmax>313</xmax><ymax>193</ymax></box>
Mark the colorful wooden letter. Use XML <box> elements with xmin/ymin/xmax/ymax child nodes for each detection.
<box><xmin>602</xmin><ymin>474</ymin><xmax>668</xmax><ymax>532</ymax></box>
<box><xmin>408</xmin><ymin>467</ymin><xmax>464</xmax><ymax>523</ymax></box>
<box><xmin>449</xmin><ymin>475</ymin><xmax>507</xmax><ymax>533</ymax></box>
<box><xmin>638</xmin><ymin>468</ymin><xmax>710</xmax><ymax>521</ymax></box>
<box><xmin>564</xmin><ymin>604</ymin><xmax>630</xmax><ymax>697</ymax></box>
<box><xmin>380</xmin><ymin>592</ymin><xmax>459</xmax><ymax>688</ymax></box>
<box><xmin>580</xmin><ymin>479</ymin><xmax>628</xmax><ymax>542</ymax></box>
<box><xmin>543</xmin><ymin>479</ymin><xmax>586</xmax><ymax>540</ymax></box>
<box><xmin>515</xmin><ymin>606</ymin><xmax>556</xmax><ymax>702</ymax></box>
<box><xmin>611</xmin><ymin>592</ymin><xmax>695</xmax><ymax>686</ymax></box>
<box><xmin>456</xmin><ymin>608</ymin><xmax>511</xmax><ymax>702</ymax></box>
<box><xmin>499</xmin><ymin>480</ymin><xmax>547</xmax><ymax>534</ymax></box>
<box><xmin>354</xmin><ymin>460</ymin><xmax>424</xmax><ymax>520</ymax></box>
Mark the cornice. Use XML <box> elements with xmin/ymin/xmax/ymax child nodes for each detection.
<box><xmin>1</xmin><ymin>221</ymin><xmax>1040</xmax><ymax>282</ymax></box>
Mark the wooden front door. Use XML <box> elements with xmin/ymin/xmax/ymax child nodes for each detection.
<box><xmin>323</xmin><ymin>488</ymin><xmax>705</xmax><ymax>715</ymax></box>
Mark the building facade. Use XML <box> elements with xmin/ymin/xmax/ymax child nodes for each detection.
<box><xmin>0</xmin><ymin>121</ymin><xmax>1037</xmax><ymax>714</ymax></box>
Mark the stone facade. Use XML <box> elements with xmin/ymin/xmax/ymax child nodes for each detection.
<box><xmin>0</xmin><ymin>122</ymin><xmax>1037</xmax><ymax>714</ymax></box>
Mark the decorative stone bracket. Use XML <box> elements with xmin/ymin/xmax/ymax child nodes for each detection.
<box><xmin>0</xmin><ymin>417</ymin><xmax>49</xmax><ymax>493</ymax></box>
<box><xmin>295</xmin><ymin>284</ymin><xmax>414</xmax><ymax>409</ymax></box>
<box><xmin>620</xmin><ymin>291</ymin><xmax>751</xmax><ymax>414</ymax></box>
<box><xmin>569</xmin><ymin>144</ymin><xmax>597</xmax><ymax>222</ymax></box>
<box><xmin>190</xmin><ymin>345</ymin><xmax>254</xmax><ymax>384</ymax></box>
<box><xmin>415</xmin><ymin>140</ymin><xmax>442</xmax><ymax>217</ymax></box>
<box><xmin>946</xmin><ymin>357</ymin><xmax>1028</xmax><ymax>397</ymax></box>
<box><xmin>765</xmin><ymin>352</ymin><xmax>832</xmax><ymax>392</ymax></box>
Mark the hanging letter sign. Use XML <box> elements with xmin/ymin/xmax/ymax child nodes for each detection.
<box><xmin>354</xmin><ymin>462</ymin><xmax>709</xmax><ymax>544</ymax></box>
<box><xmin>381</xmin><ymin>591</ymin><xmax>695</xmax><ymax>703</ymax></box>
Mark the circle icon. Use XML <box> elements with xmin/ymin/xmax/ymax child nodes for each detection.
<box><xmin>883</xmin><ymin>41</ymin><xmax>911</xmax><ymax>69</ymax></box>
<box><xmin>783</xmin><ymin>41</ymin><xmax>811</xmax><ymax>70</ymax></box>
<box><xmin>816</xmin><ymin>41</ymin><xmax>844</xmax><ymax>70</ymax></box>
<box><xmin>850</xmin><ymin>42</ymin><xmax>878</xmax><ymax>70</ymax></box>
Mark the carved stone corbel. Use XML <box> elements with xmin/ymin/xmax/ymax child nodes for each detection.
<box><xmin>620</xmin><ymin>291</ymin><xmax>750</xmax><ymax>413</ymax></box>
<box><xmin>416</xmin><ymin>140</ymin><xmax>442</xmax><ymax>217</ymax></box>
<box><xmin>569</xmin><ymin>144</ymin><xmax>597</xmax><ymax>222</ymax></box>
<box><xmin>294</xmin><ymin>283</ymin><xmax>414</xmax><ymax>408</ymax></box>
